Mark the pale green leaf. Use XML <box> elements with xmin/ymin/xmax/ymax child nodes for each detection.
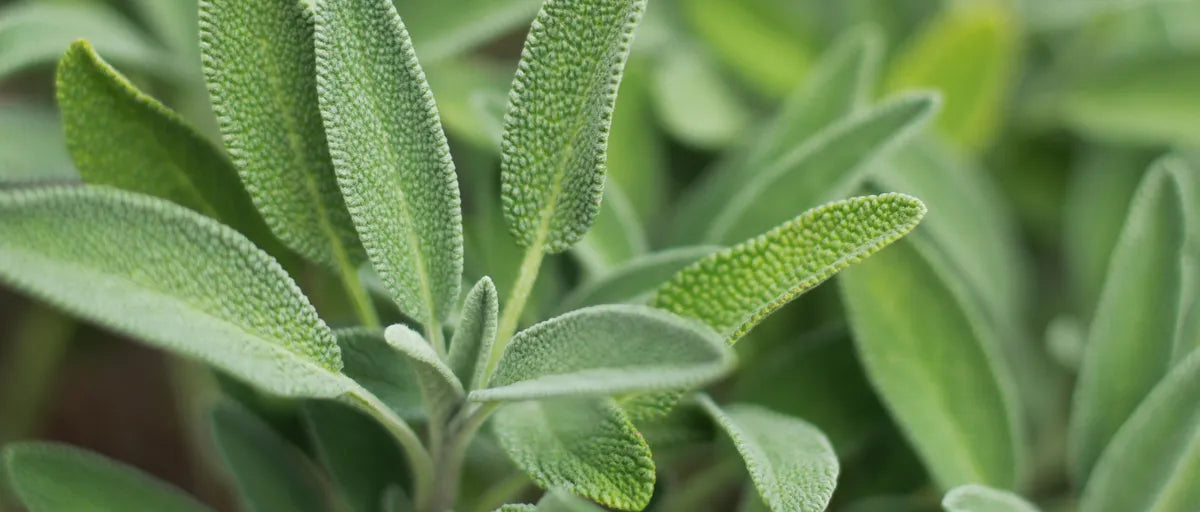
<box><xmin>336</xmin><ymin>328</ymin><xmax>423</xmax><ymax>420</ymax></box>
<box><xmin>680</xmin><ymin>0</ymin><xmax>813</xmax><ymax>98</ymax></box>
<box><xmin>302</xmin><ymin>401</ymin><xmax>408</xmax><ymax>512</ymax></box>
<box><xmin>698</xmin><ymin>396</ymin><xmax>839</xmax><ymax>512</ymax></box>
<box><xmin>314</xmin><ymin>0</ymin><xmax>464</xmax><ymax>325</ymax></box>
<box><xmin>500</xmin><ymin>0</ymin><xmax>646</xmax><ymax>253</ymax></box>
<box><xmin>472</xmin><ymin>305</ymin><xmax>733</xmax><ymax>402</ymax></box>
<box><xmin>449</xmin><ymin>277</ymin><xmax>499</xmax><ymax>391</ymax></box>
<box><xmin>3</xmin><ymin>442</ymin><xmax>211</xmax><ymax>512</ymax></box>
<box><xmin>656</xmin><ymin>194</ymin><xmax>926</xmax><ymax>343</ymax></box>
<box><xmin>492</xmin><ymin>398</ymin><xmax>655</xmax><ymax>511</ymax></box>
<box><xmin>536</xmin><ymin>489</ymin><xmax>607</xmax><ymax>511</ymax></box>
<box><xmin>1078</xmin><ymin>348</ymin><xmax>1200</xmax><ymax>512</ymax></box>
<box><xmin>0</xmin><ymin>186</ymin><xmax>349</xmax><ymax>398</ymax></box>
<box><xmin>605</xmin><ymin>59</ymin><xmax>666</xmax><ymax>221</ymax></box>
<box><xmin>498</xmin><ymin>505</ymin><xmax>537</xmax><ymax>512</ymax></box>
<box><xmin>839</xmin><ymin>237</ymin><xmax>1023</xmax><ymax>490</ymax></box>
<box><xmin>572</xmin><ymin>184</ymin><xmax>648</xmax><ymax>276</ymax></box>
<box><xmin>943</xmin><ymin>485</ymin><xmax>1038</xmax><ymax>512</ymax></box>
<box><xmin>558</xmin><ymin>246</ymin><xmax>719</xmax><ymax>313</ymax></box>
<box><xmin>384</xmin><ymin>324</ymin><xmax>465</xmax><ymax>420</ymax></box>
<box><xmin>394</xmin><ymin>0</ymin><xmax>541</xmax><ymax>63</ymax></box>
<box><xmin>650</xmin><ymin>41</ymin><xmax>752</xmax><ymax>149</ymax></box>
<box><xmin>199</xmin><ymin>0</ymin><xmax>363</xmax><ymax>270</ymax></box>
<box><xmin>0</xmin><ymin>104</ymin><xmax>76</xmax><ymax>184</ymax></box>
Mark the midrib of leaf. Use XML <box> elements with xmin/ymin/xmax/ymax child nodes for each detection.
<box><xmin>1145</xmin><ymin>419</ymin><xmax>1200</xmax><ymax>512</ymax></box>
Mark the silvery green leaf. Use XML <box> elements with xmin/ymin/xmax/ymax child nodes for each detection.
<box><xmin>698</xmin><ymin>396</ymin><xmax>839</xmax><ymax>512</ymax></box>
<box><xmin>336</xmin><ymin>329</ymin><xmax>423</xmax><ymax>420</ymax></box>
<box><xmin>0</xmin><ymin>104</ymin><xmax>76</xmax><ymax>184</ymax></box>
<box><xmin>0</xmin><ymin>186</ymin><xmax>350</xmax><ymax>398</ymax></box>
<box><xmin>384</xmin><ymin>324</ymin><xmax>465</xmax><ymax>420</ymax></box>
<box><xmin>501</xmin><ymin>0</ymin><xmax>647</xmax><ymax>253</ymax></box>
<box><xmin>314</xmin><ymin>0</ymin><xmax>464</xmax><ymax>326</ymax></box>
<box><xmin>3</xmin><ymin>442</ymin><xmax>211</xmax><ymax>512</ymax></box>
<box><xmin>449</xmin><ymin>277</ymin><xmax>499</xmax><ymax>391</ymax></box>
<box><xmin>471</xmin><ymin>305</ymin><xmax>733</xmax><ymax>402</ymax></box>
<box><xmin>942</xmin><ymin>485</ymin><xmax>1038</xmax><ymax>512</ymax></box>
<box><xmin>558</xmin><ymin>246</ymin><xmax>719</xmax><ymax>313</ymax></box>
<box><xmin>572</xmin><ymin>184</ymin><xmax>648</xmax><ymax>276</ymax></box>
<box><xmin>302</xmin><ymin>401</ymin><xmax>409</xmax><ymax>512</ymax></box>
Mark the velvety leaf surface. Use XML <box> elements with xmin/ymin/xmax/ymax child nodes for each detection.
<box><xmin>942</xmin><ymin>485</ymin><xmax>1038</xmax><ymax>512</ymax></box>
<box><xmin>699</xmin><ymin>396</ymin><xmax>839</xmax><ymax>512</ymax></box>
<box><xmin>336</xmin><ymin>328</ymin><xmax>423</xmax><ymax>420</ymax></box>
<box><xmin>302</xmin><ymin>401</ymin><xmax>409</xmax><ymax>512</ymax></box>
<box><xmin>0</xmin><ymin>187</ymin><xmax>349</xmax><ymax>398</ymax></box>
<box><xmin>3</xmin><ymin>442</ymin><xmax>211</xmax><ymax>512</ymax></box>
<box><xmin>492</xmin><ymin>398</ymin><xmax>655</xmax><ymax>511</ymax></box>
<box><xmin>472</xmin><ymin>305</ymin><xmax>733</xmax><ymax>402</ymax></box>
<box><xmin>448</xmin><ymin>277</ymin><xmax>499</xmax><ymax>391</ymax></box>
<box><xmin>558</xmin><ymin>246</ymin><xmax>719</xmax><ymax>313</ymax></box>
<box><xmin>500</xmin><ymin>0</ymin><xmax>647</xmax><ymax>253</ymax></box>
<box><xmin>314</xmin><ymin>0</ymin><xmax>463</xmax><ymax>325</ymax></box>
<box><xmin>384</xmin><ymin>324</ymin><xmax>465</xmax><ymax>420</ymax></box>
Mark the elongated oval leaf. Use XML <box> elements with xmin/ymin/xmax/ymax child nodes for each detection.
<box><xmin>942</xmin><ymin>485</ymin><xmax>1038</xmax><ymax>512</ymax></box>
<box><xmin>336</xmin><ymin>328</ymin><xmax>423</xmax><ymax>420</ymax></box>
<box><xmin>500</xmin><ymin>0</ymin><xmax>647</xmax><ymax>253</ymax></box>
<box><xmin>199</xmin><ymin>0</ymin><xmax>362</xmax><ymax>269</ymax></box>
<box><xmin>680</xmin><ymin>0</ymin><xmax>812</xmax><ymax>98</ymax></box>
<box><xmin>839</xmin><ymin>237</ymin><xmax>1023</xmax><ymax>490</ymax></box>
<box><xmin>0</xmin><ymin>186</ymin><xmax>349</xmax><ymax>398</ymax></box>
<box><xmin>656</xmin><ymin>193</ymin><xmax>926</xmax><ymax>343</ymax></box>
<box><xmin>448</xmin><ymin>277</ymin><xmax>499</xmax><ymax>390</ymax></box>
<box><xmin>492</xmin><ymin>398</ymin><xmax>655</xmax><ymax>511</ymax></box>
<box><xmin>471</xmin><ymin>305</ymin><xmax>733</xmax><ymax>402</ymax></box>
<box><xmin>314</xmin><ymin>0</ymin><xmax>464</xmax><ymax>325</ymax></box>
<box><xmin>384</xmin><ymin>324</ymin><xmax>464</xmax><ymax>420</ymax></box>
<box><xmin>4</xmin><ymin>442</ymin><xmax>211</xmax><ymax>512</ymax></box>
<box><xmin>558</xmin><ymin>246</ymin><xmax>719</xmax><ymax>313</ymax></box>
<box><xmin>650</xmin><ymin>41</ymin><xmax>752</xmax><ymax>150</ymax></box>
<box><xmin>698</xmin><ymin>396</ymin><xmax>839</xmax><ymax>512</ymax></box>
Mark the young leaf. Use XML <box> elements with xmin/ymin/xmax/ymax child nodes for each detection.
<box><xmin>839</xmin><ymin>237</ymin><xmax>1023</xmax><ymax>490</ymax></box>
<box><xmin>1078</xmin><ymin>348</ymin><xmax>1200</xmax><ymax>512</ymax></box>
<box><xmin>942</xmin><ymin>484</ymin><xmax>1038</xmax><ymax>512</ymax></box>
<box><xmin>336</xmin><ymin>329</ymin><xmax>423</xmax><ymax>420</ymax></box>
<box><xmin>471</xmin><ymin>305</ymin><xmax>733</xmax><ymax>402</ymax></box>
<box><xmin>500</xmin><ymin>0</ymin><xmax>647</xmax><ymax>253</ymax></box>
<box><xmin>3</xmin><ymin>442</ymin><xmax>211</xmax><ymax>512</ymax></box>
<box><xmin>698</xmin><ymin>396</ymin><xmax>839</xmax><ymax>512</ymax></box>
<box><xmin>314</xmin><ymin>0</ymin><xmax>464</xmax><ymax>326</ymax></box>
<box><xmin>199</xmin><ymin>0</ymin><xmax>363</xmax><ymax>270</ymax></box>
<box><xmin>492</xmin><ymin>398</ymin><xmax>655</xmax><ymax>511</ymax></box>
<box><xmin>0</xmin><ymin>187</ymin><xmax>350</xmax><ymax>398</ymax></box>
<box><xmin>384</xmin><ymin>324</ymin><xmax>465</xmax><ymax>420</ymax></box>
<box><xmin>558</xmin><ymin>246</ymin><xmax>720</xmax><ymax>313</ymax></box>
<box><xmin>302</xmin><ymin>401</ymin><xmax>409</xmax><ymax>512</ymax></box>
<box><xmin>448</xmin><ymin>277</ymin><xmax>500</xmax><ymax>391</ymax></box>
<box><xmin>656</xmin><ymin>193</ymin><xmax>926</xmax><ymax>343</ymax></box>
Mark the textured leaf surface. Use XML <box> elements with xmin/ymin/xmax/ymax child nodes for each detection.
<box><xmin>0</xmin><ymin>104</ymin><xmax>76</xmax><ymax>184</ymax></box>
<box><xmin>384</xmin><ymin>324</ymin><xmax>464</xmax><ymax>420</ymax></box>
<box><xmin>698</xmin><ymin>396</ymin><xmax>839</xmax><ymax>512</ymax></box>
<box><xmin>492</xmin><ymin>398</ymin><xmax>655</xmax><ymax>511</ymax></box>
<box><xmin>336</xmin><ymin>329</ymin><xmax>422</xmax><ymax>420</ymax></box>
<box><xmin>656</xmin><ymin>194</ymin><xmax>926</xmax><ymax>343</ymax></box>
<box><xmin>315</xmin><ymin>0</ymin><xmax>463</xmax><ymax>325</ymax></box>
<box><xmin>500</xmin><ymin>0</ymin><xmax>646</xmax><ymax>253</ymax></box>
<box><xmin>0</xmin><ymin>187</ymin><xmax>348</xmax><ymax>398</ymax></box>
<box><xmin>472</xmin><ymin>305</ymin><xmax>733</xmax><ymax>402</ymax></box>
<box><xmin>559</xmin><ymin>246</ymin><xmax>719</xmax><ymax>313</ymax></box>
<box><xmin>4</xmin><ymin>442</ymin><xmax>211</xmax><ymax>512</ymax></box>
<box><xmin>448</xmin><ymin>277</ymin><xmax>499</xmax><ymax>390</ymax></box>
<box><xmin>840</xmin><ymin>237</ymin><xmax>1023</xmax><ymax>489</ymax></box>
<box><xmin>199</xmin><ymin>0</ymin><xmax>361</xmax><ymax>269</ymax></box>
<box><xmin>1078</xmin><ymin>349</ymin><xmax>1200</xmax><ymax>512</ymax></box>
<box><xmin>303</xmin><ymin>401</ymin><xmax>408</xmax><ymax>512</ymax></box>
<box><xmin>942</xmin><ymin>485</ymin><xmax>1038</xmax><ymax>512</ymax></box>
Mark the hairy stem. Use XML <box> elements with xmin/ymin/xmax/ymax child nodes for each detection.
<box><xmin>429</xmin><ymin>403</ymin><xmax>501</xmax><ymax>512</ymax></box>
<box><xmin>484</xmin><ymin>245</ymin><xmax>545</xmax><ymax>381</ymax></box>
<box><xmin>344</xmin><ymin>387</ymin><xmax>433</xmax><ymax>510</ymax></box>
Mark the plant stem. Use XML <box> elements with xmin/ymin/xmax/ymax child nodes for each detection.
<box><xmin>334</xmin><ymin>251</ymin><xmax>381</xmax><ymax>330</ymax></box>
<box><xmin>427</xmin><ymin>318</ymin><xmax>447</xmax><ymax>358</ymax></box>
<box><xmin>429</xmin><ymin>403</ymin><xmax>501</xmax><ymax>511</ymax></box>
<box><xmin>344</xmin><ymin>387</ymin><xmax>434</xmax><ymax>510</ymax></box>
<box><xmin>483</xmin><ymin>245</ymin><xmax>545</xmax><ymax>381</ymax></box>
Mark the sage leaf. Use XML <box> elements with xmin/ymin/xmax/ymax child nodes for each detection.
<box><xmin>558</xmin><ymin>246</ymin><xmax>720</xmax><ymax>313</ymax></box>
<box><xmin>1078</xmin><ymin>349</ymin><xmax>1200</xmax><ymax>512</ymax></box>
<box><xmin>605</xmin><ymin>59</ymin><xmax>666</xmax><ymax>221</ymax></box>
<box><xmin>679</xmin><ymin>0</ymin><xmax>813</xmax><ymax>98</ymax></box>
<box><xmin>336</xmin><ymin>329</ymin><xmax>423</xmax><ymax>420</ymax></box>
<box><xmin>573</xmin><ymin>185</ymin><xmax>648</xmax><ymax>276</ymax></box>
<box><xmin>656</xmin><ymin>193</ymin><xmax>926</xmax><ymax>343</ymax></box>
<box><xmin>536</xmin><ymin>489</ymin><xmax>608</xmax><ymax>511</ymax></box>
<box><xmin>448</xmin><ymin>277</ymin><xmax>499</xmax><ymax>391</ymax></box>
<box><xmin>393</xmin><ymin>0</ymin><xmax>541</xmax><ymax>63</ymax></box>
<box><xmin>0</xmin><ymin>104</ymin><xmax>76</xmax><ymax>184</ymax></box>
<box><xmin>314</xmin><ymin>0</ymin><xmax>464</xmax><ymax>326</ymax></box>
<box><xmin>303</xmin><ymin>401</ymin><xmax>409</xmax><ymax>512</ymax></box>
<box><xmin>500</xmin><ymin>0</ymin><xmax>647</xmax><ymax>253</ymax></box>
<box><xmin>492</xmin><ymin>398</ymin><xmax>655</xmax><ymax>511</ymax></box>
<box><xmin>650</xmin><ymin>41</ymin><xmax>751</xmax><ymax>150</ymax></box>
<box><xmin>384</xmin><ymin>324</ymin><xmax>465</xmax><ymax>420</ymax></box>
<box><xmin>698</xmin><ymin>395</ymin><xmax>839</xmax><ymax>512</ymax></box>
<box><xmin>471</xmin><ymin>305</ymin><xmax>733</xmax><ymax>402</ymax></box>
<box><xmin>498</xmin><ymin>506</ymin><xmax>537</xmax><ymax>512</ymax></box>
<box><xmin>3</xmin><ymin>442</ymin><xmax>211</xmax><ymax>512</ymax></box>
<box><xmin>199</xmin><ymin>0</ymin><xmax>363</xmax><ymax>270</ymax></box>
<box><xmin>0</xmin><ymin>187</ymin><xmax>350</xmax><ymax>398</ymax></box>
<box><xmin>840</xmin><ymin>237</ymin><xmax>1023</xmax><ymax>489</ymax></box>
<box><xmin>942</xmin><ymin>484</ymin><xmax>1038</xmax><ymax>512</ymax></box>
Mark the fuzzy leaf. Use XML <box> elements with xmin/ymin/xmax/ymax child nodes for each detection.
<box><xmin>840</xmin><ymin>237</ymin><xmax>1023</xmax><ymax>490</ymax></box>
<box><xmin>943</xmin><ymin>485</ymin><xmax>1039</xmax><ymax>512</ymax></box>
<box><xmin>314</xmin><ymin>0</ymin><xmax>464</xmax><ymax>325</ymax></box>
<box><xmin>698</xmin><ymin>396</ymin><xmax>839</xmax><ymax>512</ymax></box>
<box><xmin>199</xmin><ymin>0</ymin><xmax>362</xmax><ymax>269</ymax></box>
<box><xmin>1078</xmin><ymin>349</ymin><xmax>1200</xmax><ymax>512</ymax></box>
<box><xmin>492</xmin><ymin>398</ymin><xmax>655</xmax><ymax>511</ymax></box>
<box><xmin>3</xmin><ymin>442</ymin><xmax>211</xmax><ymax>512</ymax></box>
<box><xmin>471</xmin><ymin>305</ymin><xmax>733</xmax><ymax>402</ymax></box>
<box><xmin>336</xmin><ymin>329</ymin><xmax>423</xmax><ymax>420</ymax></box>
<box><xmin>559</xmin><ymin>246</ymin><xmax>720</xmax><ymax>313</ymax></box>
<box><xmin>449</xmin><ymin>277</ymin><xmax>499</xmax><ymax>390</ymax></box>
<box><xmin>0</xmin><ymin>104</ymin><xmax>76</xmax><ymax>184</ymax></box>
<box><xmin>0</xmin><ymin>187</ymin><xmax>349</xmax><ymax>397</ymax></box>
<box><xmin>500</xmin><ymin>0</ymin><xmax>647</xmax><ymax>253</ymax></box>
<box><xmin>656</xmin><ymin>194</ymin><xmax>926</xmax><ymax>343</ymax></box>
<box><xmin>384</xmin><ymin>324</ymin><xmax>465</xmax><ymax>420</ymax></box>
<box><xmin>302</xmin><ymin>401</ymin><xmax>408</xmax><ymax>512</ymax></box>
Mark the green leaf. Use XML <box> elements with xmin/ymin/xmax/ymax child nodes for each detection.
<box><xmin>199</xmin><ymin>0</ymin><xmax>363</xmax><ymax>271</ymax></box>
<box><xmin>210</xmin><ymin>402</ymin><xmax>336</xmax><ymax>512</ymax></box>
<box><xmin>498</xmin><ymin>505</ymin><xmax>537</xmax><ymax>512</ymax></box>
<box><xmin>0</xmin><ymin>186</ymin><xmax>350</xmax><ymax>398</ymax></box>
<box><xmin>500</xmin><ymin>0</ymin><xmax>646</xmax><ymax>253</ymax></box>
<box><xmin>336</xmin><ymin>329</ymin><xmax>423</xmax><ymax>420</ymax></box>
<box><xmin>3</xmin><ymin>442</ymin><xmax>211</xmax><ymax>512</ymax></box>
<box><xmin>650</xmin><ymin>41</ymin><xmax>752</xmax><ymax>149</ymax></box>
<box><xmin>0</xmin><ymin>104</ymin><xmax>76</xmax><ymax>184</ymax></box>
<box><xmin>942</xmin><ymin>484</ymin><xmax>1038</xmax><ymax>512</ymax></box>
<box><xmin>536</xmin><ymin>489</ymin><xmax>608</xmax><ymax>511</ymax></box>
<box><xmin>384</xmin><ymin>324</ymin><xmax>465</xmax><ymax>420</ymax></box>
<box><xmin>705</xmin><ymin>93</ymin><xmax>939</xmax><ymax>244</ymax></box>
<box><xmin>605</xmin><ymin>58</ymin><xmax>666</xmax><ymax>221</ymax></box>
<box><xmin>656</xmin><ymin>194</ymin><xmax>926</xmax><ymax>343</ymax></box>
<box><xmin>449</xmin><ymin>277</ymin><xmax>500</xmax><ymax>391</ymax></box>
<box><xmin>132</xmin><ymin>0</ymin><xmax>200</xmax><ymax>63</ymax></box>
<box><xmin>839</xmin><ymin>237</ymin><xmax>1023</xmax><ymax>490</ymax></box>
<box><xmin>492</xmin><ymin>398</ymin><xmax>655</xmax><ymax>511</ymax></box>
<box><xmin>883</xmin><ymin>1</ymin><xmax>1018</xmax><ymax>150</ymax></box>
<box><xmin>1070</xmin><ymin>157</ymin><xmax>1199</xmax><ymax>477</ymax></box>
<box><xmin>302</xmin><ymin>401</ymin><xmax>409</xmax><ymax>512</ymax></box>
<box><xmin>472</xmin><ymin>305</ymin><xmax>733</xmax><ymax>402</ymax></box>
<box><xmin>558</xmin><ymin>246</ymin><xmax>720</xmax><ymax>313</ymax></box>
<box><xmin>393</xmin><ymin>0</ymin><xmax>541</xmax><ymax>63</ymax></box>
<box><xmin>698</xmin><ymin>396</ymin><xmax>839</xmax><ymax>512</ymax></box>
<box><xmin>679</xmin><ymin>0</ymin><xmax>813</xmax><ymax>98</ymax></box>
<box><xmin>572</xmin><ymin>184</ymin><xmax>648</xmax><ymax>276</ymax></box>
<box><xmin>314</xmin><ymin>0</ymin><xmax>464</xmax><ymax>326</ymax></box>
<box><xmin>1078</xmin><ymin>349</ymin><xmax>1200</xmax><ymax>512</ymax></box>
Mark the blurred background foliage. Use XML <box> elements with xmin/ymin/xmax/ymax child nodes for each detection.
<box><xmin>1</xmin><ymin>0</ymin><xmax>1198</xmax><ymax>510</ymax></box>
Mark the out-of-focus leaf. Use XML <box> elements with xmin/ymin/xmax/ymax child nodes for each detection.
<box><xmin>393</xmin><ymin>0</ymin><xmax>541</xmax><ymax>63</ymax></box>
<box><xmin>425</xmin><ymin>59</ymin><xmax>513</xmax><ymax>150</ymax></box>
<box><xmin>449</xmin><ymin>277</ymin><xmax>499</xmax><ymax>391</ymax></box>
<box><xmin>558</xmin><ymin>246</ymin><xmax>719</xmax><ymax>313</ymax></box>
<box><xmin>650</xmin><ymin>41</ymin><xmax>752</xmax><ymax>149</ymax></box>
<box><xmin>606</xmin><ymin>59</ymin><xmax>666</xmax><ymax>221</ymax></box>
<box><xmin>942</xmin><ymin>484</ymin><xmax>1038</xmax><ymax>512</ymax></box>
<box><xmin>0</xmin><ymin>104</ymin><xmax>76</xmax><ymax>184</ymax></box>
<box><xmin>679</xmin><ymin>0</ymin><xmax>814</xmax><ymax>98</ymax></box>
<box><xmin>303</xmin><ymin>401</ymin><xmax>409</xmax><ymax>512</ymax></box>
<box><xmin>1045</xmin><ymin>315</ymin><xmax>1085</xmax><ymax>372</ymax></box>
<box><xmin>572</xmin><ymin>185</ymin><xmax>647</xmax><ymax>276</ymax></box>
<box><xmin>133</xmin><ymin>0</ymin><xmax>199</xmax><ymax>64</ymax></box>
<box><xmin>384</xmin><ymin>324</ymin><xmax>465</xmax><ymax>420</ymax></box>
<box><xmin>336</xmin><ymin>329</ymin><xmax>423</xmax><ymax>420</ymax></box>
<box><xmin>535</xmin><ymin>489</ymin><xmax>608</xmax><ymax>511</ymax></box>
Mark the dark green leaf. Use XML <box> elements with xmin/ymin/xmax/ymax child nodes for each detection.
<box><xmin>336</xmin><ymin>329</ymin><xmax>423</xmax><ymax>420</ymax></box>
<box><xmin>303</xmin><ymin>401</ymin><xmax>409</xmax><ymax>512</ymax></box>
